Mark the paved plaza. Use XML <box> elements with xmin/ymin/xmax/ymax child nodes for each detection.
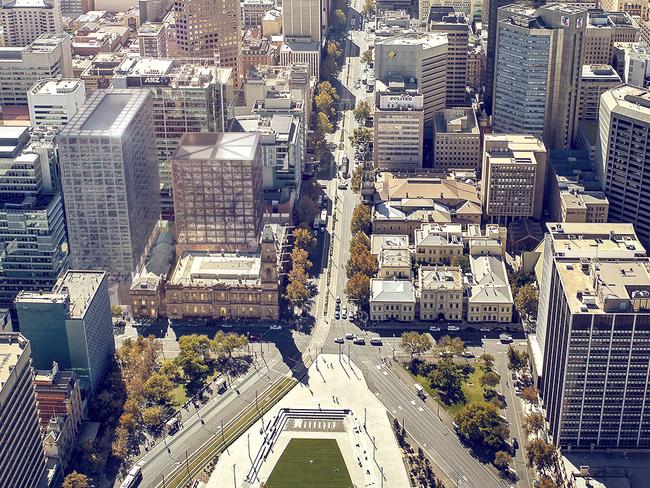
<box><xmin>207</xmin><ymin>353</ymin><xmax>410</xmax><ymax>487</ymax></box>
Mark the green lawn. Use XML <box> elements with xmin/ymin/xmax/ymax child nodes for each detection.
<box><xmin>266</xmin><ymin>438</ymin><xmax>353</xmax><ymax>488</ymax></box>
<box><xmin>411</xmin><ymin>364</ymin><xmax>487</xmax><ymax>416</ymax></box>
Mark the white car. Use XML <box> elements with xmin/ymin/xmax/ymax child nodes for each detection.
<box><xmin>448</xmin><ymin>325</ymin><xmax>460</xmax><ymax>331</ymax></box>
<box><xmin>429</xmin><ymin>326</ymin><xmax>441</xmax><ymax>332</ymax></box>
<box><xmin>479</xmin><ymin>327</ymin><xmax>490</xmax><ymax>332</ymax></box>
<box><xmin>269</xmin><ymin>324</ymin><xmax>282</xmax><ymax>330</ymax></box>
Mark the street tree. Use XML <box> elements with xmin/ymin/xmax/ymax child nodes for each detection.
<box><xmin>351</xmin><ymin>203</ymin><xmax>372</xmax><ymax>234</ymax></box>
<box><xmin>353</xmin><ymin>99</ymin><xmax>372</xmax><ymax>123</ymax></box>
<box><xmin>142</xmin><ymin>372</ymin><xmax>173</xmax><ymax>406</ymax></box>
<box><xmin>213</xmin><ymin>331</ymin><xmax>248</xmax><ymax>358</ymax></box>
<box><xmin>325</xmin><ymin>41</ymin><xmax>342</xmax><ymax>62</ymax></box>
<box><xmin>296</xmin><ymin>195</ymin><xmax>320</xmax><ymax>228</ymax></box>
<box><xmin>293</xmin><ymin>227</ymin><xmax>317</xmax><ymax>254</ymax></box>
<box><xmin>349</xmin><ymin>127</ymin><xmax>372</xmax><ymax>145</ymax></box>
<box><xmin>351</xmin><ymin>165</ymin><xmax>363</xmax><ymax>193</ymax></box>
<box><xmin>346</xmin><ymin>249</ymin><xmax>378</xmax><ymax>278</ymax></box>
<box><xmin>361</xmin><ymin>49</ymin><xmax>373</xmax><ymax>65</ymax></box>
<box><xmin>318</xmin><ymin>80</ymin><xmax>338</xmax><ymax>100</ymax></box>
<box><xmin>316</xmin><ymin>111</ymin><xmax>334</xmax><ymax>134</ymax></box>
<box><xmin>521</xmin><ymin>386</ymin><xmax>539</xmax><ymax>404</ymax></box>
<box><xmin>285</xmin><ymin>279</ymin><xmax>311</xmax><ymax>308</ymax></box>
<box><xmin>515</xmin><ymin>283</ymin><xmax>539</xmax><ymax>318</ymax></box>
<box><xmin>315</xmin><ymin>92</ymin><xmax>335</xmax><ymax>120</ymax></box>
<box><xmin>479</xmin><ymin>371</ymin><xmax>500</xmax><ymax>389</ymax></box>
<box><xmin>350</xmin><ymin>231</ymin><xmax>371</xmax><ymax>253</ymax></box>
<box><xmin>63</xmin><ymin>472</ymin><xmax>92</xmax><ymax>488</ymax></box>
<box><xmin>362</xmin><ymin>0</ymin><xmax>376</xmax><ymax>16</ymax></box>
<box><xmin>436</xmin><ymin>335</ymin><xmax>465</xmax><ymax>355</ymax></box>
<box><xmin>525</xmin><ymin>439</ymin><xmax>556</xmax><ymax>475</ymax></box>
<box><xmin>454</xmin><ymin>402</ymin><xmax>510</xmax><ymax>449</ymax></box>
<box><xmin>142</xmin><ymin>405</ymin><xmax>166</xmax><ymax>431</ymax></box>
<box><xmin>494</xmin><ymin>450</ymin><xmax>513</xmax><ymax>470</ymax></box>
<box><xmin>429</xmin><ymin>358</ymin><xmax>464</xmax><ymax>404</ymax></box>
<box><xmin>291</xmin><ymin>247</ymin><xmax>313</xmax><ymax>272</ymax></box>
<box><xmin>538</xmin><ymin>476</ymin><xmax>559</xmax><ymax>488</ymax></box>
<box><xmin>400</xmin><ymin>332</ymin><xmax>433</xmax><ymax>360</ymax></box>
<box><xmin>507</xmin><ymin>345</ymin><xmax>529</xmax><ymax>372</ymax></box>
<box><xmin>524</xmin><ymin>411</ymin><xmax>546</xmax><ymax>438</ymax></box>
<box><xmin>111</xmin><ymin>305</ymin><xmax>123</xmax><ymax>317</ymax></box>
<box><xmin>345</xmin><ymin>272</ymin><xmax>371</xmax><ymax>308</ymax></box>
<box><xmin>479</xmin><ymin>353</ymin><xmax>495</xmax><ymax>370</ymax></box>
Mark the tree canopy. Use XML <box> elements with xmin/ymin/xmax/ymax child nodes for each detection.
<box><xmin>401</xmin><ymin>332</ymin><xmax>432</xmax><ymax>359</ymax></box>
<box><xmin>454</xmin><ymin>402</ymin><xmax>510</xmax><ymax>449</ymax></box>
<box><xmin>345</xmin><ymin>272</ymin><xmax>371</xmax><ymax>307</ymax></box>
<box><xmin>351</xmin><ymin>203</ymin><xmax>371</xmax><ymax>235</ymax></box>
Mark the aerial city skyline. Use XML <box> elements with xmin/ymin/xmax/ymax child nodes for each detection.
<box><xmin>0</xmin><ymin>0</ymin><xmax>650</xmax><ymax>486</ymax></box>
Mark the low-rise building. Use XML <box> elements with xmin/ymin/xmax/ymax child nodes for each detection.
<box><xmin>373</xmin><ymin>172</ymin><xmax>482</xmax><ymax>238</ymax></box>
<box><xmin>613</xmin><ymin>41</ymin><xmax>650</xmax><ymax>89</ymax></box>
<box><xmin>261</xmin><ymin>9</ymin><xmax>282</xmax><ymax>36</ymax></box>
<box><xmin>418</xmin><ymin>265</ymin><xmax>463</xmax><ymax>321</ymax></box>
<box><xmin>370</xmin><ymin>279</ymin><xmax>416</xmax><ymax>322</ymax></box>
<box><xmin>164</xmin><ymin>225</ymin><xmax>280</xmax><ymax>321</ymax></box>
<box><xmin>138</xmin><ymin>22</ymin><xmax>167</xmax><ymax>57</ymax></box>
<box><xmin>79</xmin><ymin>51</ymin><xmax>125</xmax><ymax>93</ymax></box>
<box><xmin>34</xmin><ymin>365</ymin><xmax>82</xmax><ymax>471</ymax></box>
<box><xmin>466</xmin><ymin>255</ymin><xmax>513</xmax><ymax>323</ymax></box>
<box><xmin>414</xmin><ymin>223</ymin><xmax>464</xmax><ymax>264</ymax></box>
<box><xmin>241</xmin><ymin>37</ymin><xmax>277</xmax><ymax>76</ymax></box>
<box><xmin>378</xmin><ymin>248</ymin><xmax>412</xmax><ymax>279</ymax></box>
<box><xmin>241</xmin><ymin>0</ymin><xmax>274</xmax><ymax>27</ymax></box>
<box><xmin>433</xmin><ymin>108</ymin><xmax>481</xmax><ymax>172</ymax></box>
<box><xmin>280</xmin><ymin>40</ymin><xmax>320</xmax><ymax>79</ymax></box>
<box><xmin>370</xmin><ymin>234</ymin><xmax>409</xmax><ymax>257</ymax></box>
<box><xmin>27</xmin><ymin>78</ymin><xmax>86</xmax><ymax>128</ymax></box>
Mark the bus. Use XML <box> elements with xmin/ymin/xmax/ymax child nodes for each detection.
<box><xmin>120</xmin><ymin>461</ymin><xmax>144</xmax><ymax>488</ymax></box>
<box><xmin>340</xmin><ymin>156</ymin><xmax>349</xmax><ymax>178</ymax></box>
<box><xmin>320</xmin><ymin>209</ymin><xmax>328</xmax><ymax>228</ymax></box>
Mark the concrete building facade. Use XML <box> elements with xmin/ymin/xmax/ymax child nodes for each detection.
<box><xmin>433</xmin><ymin>107</ymin><xmax>480</xmax><ymax>171</ymax></box>
<box><xmin>597</xmin><ymin>85</ymin><xmax>650</xmax><ymax>244</ymax></box>
<box><xmin>0</xmin><ymin>333</ymin><xmax>46</xmax><ymax>488</ymax></box>
<box><xmin>27</xmin><ymin>78</ymin><xmax>86</xmax><ymax>128</ymax></box>
<box><xmin>482</xmin><ymin>134</ymin><xmax>547</xmax><ymax>224</ymax></box>
<box><xmin>16</xmin><ymin>271</ymin><xmax>114</xmax><ymax>394</ymax></box>
<box><xmin>0</xmin><ymin>0</ymin><xmax>62</xmax><ymax>47</ymax></box>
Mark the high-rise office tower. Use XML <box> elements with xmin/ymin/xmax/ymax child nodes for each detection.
<box><xmin>481</xmin><ymin>134</ymin><xmax>547</xmax><ymax>224</ymax></box>
<box><xmin>493</xmin><ymin>4</ymin><xmax>587</xmax><ymax>149</ymax></box>
<box><xmin>171</xmin><ymin>132</ymin><xmax>263</xmax><ymax>253</ymax></box>
<box><xmin>0</xmin><ymin>0</ymin><xmax>62</xmax><ymax>47</ymax></box>
<box><xmin>0</xmin><ymin>33</ymin><xmax>73</xmax><ymax>111</ymax></box>
<box><xmin>428</xmin><ymin>6</ymin><xmax>471</xmax><ymax>107</ymax></box>
<box><xmin>16</xmin><ymin>271</ymin><xmax>114</xmax><ymax>394</ymax></box>
<box><xmin>0</xmin><ymin>333</ymin><xmax>46</xmax><ymax>487</ymax></box>
<box><xmin>485</xmin><ymin>0</ymin><xmax>532</xmax><ymax>114</ymax></box>
<box><xmin>583</xmin><ymin>9</ymin><xmax>639</xmax><ymax>65</ymax></box>
<box><xmin>282</xmin><ymin>0</ymin><xmax>321</xmax><ymax>43</ymax></box>
<box><xmin>58</xmin><ymin>90</ymin><xmax>160</xmax><ymax>276</ymax></box>
<box><xmin>0</xmin><ymin>126</ymin><xmax>68</xmax><ymax>308</ymax></box>
<box><xmin>597</xmin><ymin>84</ymin><xmax>650</xmax><ymax>244</ymax></box>
<box><xmin>112</xmin><ymin>58</ymin><xmax>233</xmax><ymax>220</ymax></box>
<box><xmin>540</xmin><ymin>244</ymin><xmax>650</xmax><ymax>449</ymax></box>
<box><xmin>173</xmin><ymin>0</ymin><xmax>242</xmax><ymax>82</ymax></box>
<box><xmin>374</xmin><ymin>32</ymin><xmax>448</xmax><ymax>122</ymax></box>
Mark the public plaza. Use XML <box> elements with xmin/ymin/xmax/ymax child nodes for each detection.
<box><xmin>207</xmin><ymin>354</ymin><xmax>410</xmax><ymax>487</ymax></box>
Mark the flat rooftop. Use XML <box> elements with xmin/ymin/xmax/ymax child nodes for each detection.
<box><xmin>170</xmin><ymin>251</ymin><xmax>261</xmax><ymax>287</ymax></box>
<box><xmin>546</xmin><ymin>222</ymin><xmax>646</xmax><ymax>257</ymax></box>
<box><xmin>29</xmin><ymin>78</ymin><xmax>84</xmax><ymax>95</ymax></box>
<box><xmin>603</xmin><ymin>84</ymin><xmax>650</xmax><ymax>123</ymax></box>
<box><xmin>59</xmin><ymin>89</ymin><xmax>150</xmax><ymax>137</ymax></box>
<box><xmin>557</xmin><ymin>258</ymin><xmax>650</xmax><ymax>314</ymax></box>
<box><xmin>173</xmin><ymin>132</ymin><xmax>260</xmax><ymax>162</ymax></box>
<box><xmin>54</xmin><ymin>271</ymin><xmax>105</xmax><ymax>318</ymax></box>
<box><xmin>581</xmin><ymin>64</ymin><xmax>620</xmax><ymax>81</ymax></box>
<box><xmin>0</xmin><ymin>334</ymin><xmax>29</xmax><ymax>389</ymax></box>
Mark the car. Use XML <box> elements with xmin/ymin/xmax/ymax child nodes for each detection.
<box><xmin>461</xmin><ymin>350</ymin><xmax>475</xmax><ymax>358</ymax></box>
<box><xmin>448</xmin><ymin>325</ymin><xmax>460</xmax><ymax>331</ymax></box>
<box><xmin>370</xmin><ymin>337</ymin><xmax>382</xmax><ymax>345</ymax></box>
<box><xmin>334</xmin><ymin>337</ymin><xmax>344</xmax><ymax>344</ymax></box>
<box><xmin>222</xmin><ymin>323</ymin><xmax>233</xmax><ymax>328</ymax></box>
<box><xmin>512</xmin><ymin>437</ymin><xmax>519</xmax><ymax>449</ymax></box>
<box><xmin>353</xmin><ymin>337</ymin><xmax>366</xmax><ymax>345</ymax></box>
<box><xmin>345</xmin><ymin>333</ymin><xmax>355</xmax><ymax>340</ymax></box>
<box><xmin>429</xmin><ymin>326</ymin><xmax>441</xmax><ymax>332</ymax></box>
<box><xmin>335</xmin><ymin>302</ymin><xmax>340</xmax><ymax>311</ymax></box>
<box><xmin>438</xmin><ymin>351</ymin><xmax>453</xmax><ymax>358</ymax></box>
<box><xmin>334</xmin><ymin>310</ymin><xmax>340</xmax><ymax>319</ymax></box>
<box><xmin>269</xmin><ymin>324</ymin><xmax>282</xmax><ymax>330</ymax></box>
<box><xmin>479</xmin><ymin>327</ymin><xmax>491</xmax><ymax>332</ymax></box>
<box><xmin>342</xmin><ymin>309</ymin><xmax>348</xmax><ymax>319</ymax></box>
<box><xmin>248</xmin><ymin>334</ymin><xmax>259</xmax><ymax>342</ymax></box>
<box><xmin>336</xmin><ymin>296</ymin><xmax>341</xmax><ymax>304</ymax></box>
